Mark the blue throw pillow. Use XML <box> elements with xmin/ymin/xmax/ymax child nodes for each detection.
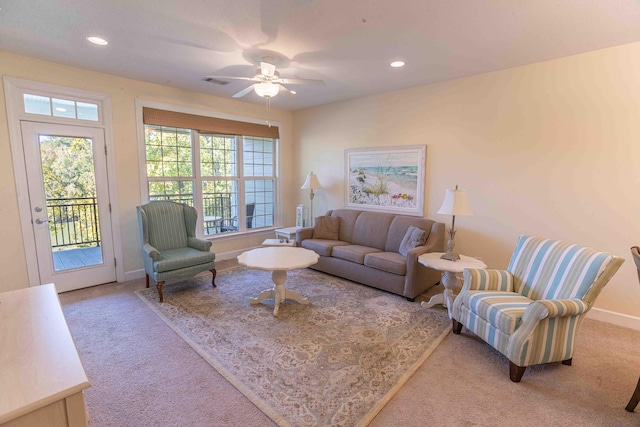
<box><xmin>399</xmin><ymin>225</ymin><xmax>427</xmax><ymax>256</ymax></box>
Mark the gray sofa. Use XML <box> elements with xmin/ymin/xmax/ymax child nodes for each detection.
<box><xmin>296</xmin><ymin>209</ymin><xmax>445</xmax><ymax>300</ymax></box>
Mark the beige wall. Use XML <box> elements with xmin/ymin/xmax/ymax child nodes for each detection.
<box><xmin>2</xmin><ymin>42</ymin><xmax>639</xmax><ymax>318</ymax></box>
<box><xmin>293</xmin><ymin>42</ymin><xmax>640</xmax><ymax>318</ymax></box>
<box><xmin>0</xmin><ymin>50</ymin><xmax>294</xmax><ymax>293</ymax></box>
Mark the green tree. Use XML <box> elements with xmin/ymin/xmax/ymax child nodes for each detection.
<box><xmin>39</xmin><ymin>136</ymin><xmax>99</xmax><ymax>247</ymax></box>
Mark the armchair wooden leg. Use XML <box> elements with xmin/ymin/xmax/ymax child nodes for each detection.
<box><xmin>626</xmin><ymin>376</ymin><xmax>640</xmax><ymax>412</ymax></box>
<box><xmin>562</xmin><ymin>358</ymin><xmax>572</xmax><ymax>366</ymax></box>
<box><xmin>156</xmin><ymin>281</ymin><xmax>165</xmax><ymax>303</ymax></box>
<box><xmin>452</xmin><ymin>319</ymin><xmax>463</xmax><ymax>335</ymax></box>
<box><xmin>509</xmin><ymin>362</ymin><xmax>526</xmax><ymax>382</ymax></box>
<box><xmin>146</xmin><ymin>274</ymin><xmax>150</xmax><ymax>288</ymax></box>
<box><xmin>210</xmin><ymin>269</ymin><xmax>217</xmax><ymax>288</ymax></box>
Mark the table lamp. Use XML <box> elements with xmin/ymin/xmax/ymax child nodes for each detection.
<box><xmin>437</xmin><ymin>185</ymin><xmax>474</xmax><ymax>261</ymax></box>
<box><xmin>301</xmin><ymin>172</ymin><xmax>322</xmax><ymax>226</ymax></box>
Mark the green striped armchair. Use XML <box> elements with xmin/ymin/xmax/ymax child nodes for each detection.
<box><xmin>137</xmin><ymin>201</ymin><xmax>216</xmax><ymax>302</ymax></box>
<box><xmin>451</xmin><ymin>235</ymin><xmax>624</xmax><ymax>382</ymax></box>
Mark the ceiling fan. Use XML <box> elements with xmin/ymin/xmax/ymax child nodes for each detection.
<box><xmin>204</xmin><ymin>60</ymin><xmax>324</xmax><ymax>99</ymax></box>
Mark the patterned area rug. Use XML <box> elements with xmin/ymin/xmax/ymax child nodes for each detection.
<box><xmin>136</xmin><ymin>267</ymin><xmax>450</xmax><ymax>427</ymax></box>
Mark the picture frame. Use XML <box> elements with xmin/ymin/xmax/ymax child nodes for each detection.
<box><xmin>345</xmin><ymin>145</ymin><xmax>426</xmax><ymax>217</ymax></box>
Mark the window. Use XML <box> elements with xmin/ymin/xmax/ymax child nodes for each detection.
<box><xmin>142</xmin><ymin>108</ymin><xmax>279</xmax><ymax>236</ymax></box>
<box><xmin>23</xmin><ymin>93</ymin><xmax>99</xmax><ymax>121</ymax></box>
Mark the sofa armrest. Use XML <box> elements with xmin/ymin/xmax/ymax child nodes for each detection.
<box><xmin>404</xmin><ymin>245</ymin><xmax>430</xmax><ymax>280</ymax></box>
<box><xmin>424</xmin><ymin>222</ymin><xmax>445</xmax><ymax>253</ymax></box>
<box><xmin>296</xmin><ymin>227</ymin><xmax>314</xmax><ymax>244</ymax></box>
<box><xmin>403</xmin><ymin>238</ymin><xmax>444</xmax><ymax>298</ymax></box>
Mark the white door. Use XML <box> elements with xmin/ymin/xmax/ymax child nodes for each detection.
<box><xmin>21</xmin><ymin>121</ymin><xmax>116</xmax><ymax>292</ymax></box>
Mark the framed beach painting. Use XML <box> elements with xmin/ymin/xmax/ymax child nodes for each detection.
<box><xmin>345</xmin><ymin>145</ymin><xmax>426</xmax><ymax>216</ymax></box>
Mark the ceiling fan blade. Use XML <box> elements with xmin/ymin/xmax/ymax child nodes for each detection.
<box><xmin>278</xmin><ymin>77</ymin><xmax>325</xmax><ymax>85</ymax></box>
<box><xmin>277</xmin><ymin>84</ymin><xmax>296</xmax><ymax>95</ymax></box>
<box><xmin>232</xmin><ymin>85</ymin><xmax>256</xmax><ymax>98</ymax></box>
<box><xmin>204</xmin><ymin>75</ymin><xmax>258</xmax><ymax>82</ymax></box>
<box><xmin>260</xmin><ymin>62</ymin><xmax>277</xmax><ymax>77</ymax></box>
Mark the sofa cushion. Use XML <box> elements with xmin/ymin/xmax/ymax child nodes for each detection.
<box><xmin>398</xmin><ymin>225</ymin><xmax>427</xmax><ymax>256</ymax></box>
<box><xmin>351</xmin><ymin>211</ymin><xmax>395</xmax><ymax>250</ymax></box>
<box><xmin>332</xmin><ymin>245</ymin><xmax>382</xmax><ymax>264</ymax></box>
<box><xmin>154</xmin><ymin>247</ymin><xmax>215</xmax><ymax>273</ymax></box>
<box><xmin>313</xmin><ymin>215</ymin><xmax>340</xmax><ymax>240</ymax></box>
<box><xmin>301</xmin><ymin>239</ymin><xmax>349</xmax><ymax>256</ymax></box>
<box><xmin>462</xmin><ymin>291</ymin><xmax>532</xmax><ymax>335</ymax></box>
<box><xmin>326</xmin><ymin>209</ymin><xmax>363</xmax><ymax>243</ymax></box>
<box><xmin>364</xmin><ymin>252</ymin><xmax>406</xmax><ymax>275</ymax></box>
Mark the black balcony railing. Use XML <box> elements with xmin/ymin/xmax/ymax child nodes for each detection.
<box><xmin>150</xmin><ymin>193</ymin><xmax>236</xmax><ymax>234</ymax></box>
<box><xmin>47</xmin><ymin>197</ymin><xmax>101</xmax><ymax>249</ymax></box>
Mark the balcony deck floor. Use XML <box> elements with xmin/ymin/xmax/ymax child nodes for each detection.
<box><xmin>53</xmin><ymin>246</ymin><xmax>103</xmax><ymax>271</ymax></box>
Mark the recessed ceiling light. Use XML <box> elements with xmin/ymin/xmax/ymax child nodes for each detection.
<box><xmin>86</xmin><ymin>36</ymin><xmax>108</xmax><ymax>46</ymax></box>
<box><xmin>390</xmin><ymin>60</ymin><xmax>405</xmax><ymax>68</ymax></box>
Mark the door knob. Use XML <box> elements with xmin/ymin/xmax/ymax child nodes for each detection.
<box><xmin>35</xmin><ymin>218</ymin><xmax>49</xmax><ymax>224</ymax></box>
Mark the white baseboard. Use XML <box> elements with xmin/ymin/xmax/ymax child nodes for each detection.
<box><xmin>587</xmin><ymin>307</ymin><xmax>640</xmax><ymax>331</ymax></box>
<box><xmin>124</xmin><ymin>269</ymin><xmax>145</xmax><ymax>282</ymax></box>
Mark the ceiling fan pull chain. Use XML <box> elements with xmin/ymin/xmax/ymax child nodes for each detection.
<box><xmin>266</xmin><ymin>96</ymin><xmax>271</xmax><ymax>127</ymax></box>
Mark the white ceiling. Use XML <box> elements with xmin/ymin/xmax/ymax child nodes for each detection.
<box><xmin>2</xmin><ymin>0</ymin><xmax>640</xmax><ymax>111</ymax></box>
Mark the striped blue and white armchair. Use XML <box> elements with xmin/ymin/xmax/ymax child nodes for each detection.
<box><xmin>451</xmin><ymin>235</ymin><xmax>624</xmax><ymax>382</ymax></box>
<box><xmin>137</xmin><ymin>201</ymin><xmax>216</xmax><ymax>302</ymax></box>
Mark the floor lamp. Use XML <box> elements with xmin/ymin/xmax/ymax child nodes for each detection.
<box><xmin>301</xmin><ymin>172</ymin><xmax>323</xmax><ymax>226</ymax></box>
<box><xmin>437</xmin><ymin>185</ymin><xmax>474</xmax><ymax>261</ymax></box>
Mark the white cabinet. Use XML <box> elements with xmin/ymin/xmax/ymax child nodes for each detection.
<box><xmin>0</xmin><ymin>284</ymin><xmax>90</xmax><ymax>427</ymax></box>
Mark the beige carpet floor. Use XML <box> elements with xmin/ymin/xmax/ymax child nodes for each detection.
<box><xmin>59</xmin><ymin>259</ymin><xmax>640</xmax><ymax>426</ymax></box>
<box><xmin>135</xmin><ymin>266</ymin><xmax>451</xmax><ymax>426</ymax></box>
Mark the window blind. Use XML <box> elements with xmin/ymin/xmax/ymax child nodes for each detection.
<box><xmin>142</xmin><ymin>107</ymin><xmax>279</xmax><ymax>139</ymax></box>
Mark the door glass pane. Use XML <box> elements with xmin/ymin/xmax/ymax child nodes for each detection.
<box><xmin>38</xmin><ymin>135</ymin><xmax>104</xmax><ymax>271</ymax></box>
<box><xmin>24</xmin><ymin>94</ymin><xmax>51</xmax><ymax>115</ymax></box>
<box><xmin>23</xmin><ymin>94</ymin><xmax>100</xmax><ymax>122</ymax></box>
<box><xmin>52</xmin><ymin>98</ymin><xmax>76</xmax><ymax>119</ymax></box>
<box><xmin>77</xmin><ymin>102</ymin><xmax>99</xmax><ymax>121</ymax></box>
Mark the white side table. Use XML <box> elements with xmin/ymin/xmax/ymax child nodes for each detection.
<box><xmin>275</xmin><ymin>226</ymin><xmax>299</xmax><ymax>241</ymax></box>
<box><xmin>418</xmin><ymin>252</ymin><xmax>487</xmax><ymax>318</ymax></box>
<box><xmin>262</xmin><ymin>238</ymin><xmax>295</xmax><ymax>247</ymax></box>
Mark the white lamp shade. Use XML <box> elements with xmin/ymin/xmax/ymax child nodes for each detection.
<box><xmin>437</xmin><ymin>187</ymin><xmax>474</xmax><ymax>216</ymax></box>
<box><xmin>301</xmin><ymin>172</ymin><xmax>323</xmax><ymax>190</ymax></box>
<box><xmin>254</xmin><ymin>82</ymin><xmax>280</xmax><ymax>98</ymax></box>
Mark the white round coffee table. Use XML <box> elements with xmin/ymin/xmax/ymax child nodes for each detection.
<box><xmin>237</xmin><ymin>247</ymin><xmax>319</xmax><ymax>316</ymax></box>
<box><xmin>418</xmin><ymin>252</ymin><xmax>487</xmax><ymax>318</ymax></box>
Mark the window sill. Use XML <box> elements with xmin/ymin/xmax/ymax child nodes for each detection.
<box><xmin>203</xmin><ymin>227</ymin><xmax>282</xmax><ymax>241</ymax></box>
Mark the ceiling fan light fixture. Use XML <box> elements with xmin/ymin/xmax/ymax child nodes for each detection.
<box><xmin>254</xmin><ymin>82</ymin><xmax>280</xmax><ymax>98</ymax></box>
